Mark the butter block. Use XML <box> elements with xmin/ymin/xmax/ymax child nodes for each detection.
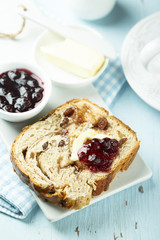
<box><xmin>40</xmin><ymin>39</ymin><xmax>105</xmax><ymax>78</ymax></box>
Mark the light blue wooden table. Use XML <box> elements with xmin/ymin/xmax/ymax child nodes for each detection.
<box><xmin>1</xmin><ymin>0</ymin><xmax>160</xmax><ymax>239</ymax></box>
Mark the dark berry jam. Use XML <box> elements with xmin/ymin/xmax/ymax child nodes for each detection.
<box><xmin>0</xmin><ymin>68</ymin><xmax>44</xmax><ymax>113</ymax></box>
<box><xmin>77</xmin><ymin>137</ymin><xmax>119</xmax><ymax>173</ymax></box>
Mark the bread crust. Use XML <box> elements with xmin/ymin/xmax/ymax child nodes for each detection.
<box><xmin>10</xmin><ymin>98</ymin><xmax>140</xmax><ymax>209</ymax></box>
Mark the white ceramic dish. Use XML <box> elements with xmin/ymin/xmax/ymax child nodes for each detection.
<box><xmin>140</xmin><ymin>37</ymin><xmax>160</xmax><ymax>74</ymax></box>
<box><xmin>34</xmin><ymin>25</ymin><xmax>111</xmax><ymax>88</ymax></box>
<box><xmin>0</xmin><ymin>62</ymin><xmax>52</xmax><ymax>122</ymax></box>
<box><xmin>121</xmin><ymin>12</ymin><xmax>160</xmax><ymax>111</ymax></box>
<box><xmin>67</xmin><ymin>0</ymin><xmax>116</xmax><ymax>20</ymax></box>
<box><xmin>0</xmin><ymin>84</ymin><xmax>152</xmax><ymax>222</ymax></box>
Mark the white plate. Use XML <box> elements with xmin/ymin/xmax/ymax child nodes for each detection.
<box><xmin>0</xmin><ymin>84</ymin><xmax>152</xmax><ymax>222</ymax></box>
<box><xmin>121</xmin><ymin>12</ymin><xmax>160</xmax><ymax>111</ymax></box>
<box><xmin>34</xmin><ymin>25</ymin><xmax>110</xmax><ymax>88</ymax></box>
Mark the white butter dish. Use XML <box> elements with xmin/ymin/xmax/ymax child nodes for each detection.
<box><xmin>34</xmin><ymin>25</ymin><xmax>113</xmax><ymax>88</ymax></box>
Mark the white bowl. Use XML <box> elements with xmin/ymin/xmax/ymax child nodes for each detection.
<box><xmin>67</xmin><ymin>0</ymin><xmax>116</xmax><ymax>20</ymax></box>
<box><xmin>0</xmin><ymin>62</ymin><xmax>52</xmax><ymax>122</ymax></box>
<box><xmin>34</xmin><ymin>25</ymin><xmax>111</xmax><ymax>88</ymax></box>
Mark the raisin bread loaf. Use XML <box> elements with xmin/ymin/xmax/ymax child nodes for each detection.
<box><xmin>11</xmin><ymin>99</ymin><xmax>140</xmax><ymax>209</ymax></box>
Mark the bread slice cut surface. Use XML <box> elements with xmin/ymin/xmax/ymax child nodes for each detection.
<box><xmin>11</xmin><ymin>98</ymin><xmax>140</xmax><ymax>209</ymax></box>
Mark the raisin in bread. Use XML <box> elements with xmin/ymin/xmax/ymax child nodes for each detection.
<box><xmin>11</xmin><ymin>98</ymin><xmax>140</xmax><ymax>209</ymax></box>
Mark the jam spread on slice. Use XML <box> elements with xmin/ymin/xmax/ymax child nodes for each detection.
<box><xmin>0</xmin><ymin>68</ymin><xmax>44</xmax><ymax>113</ymax></box>
<box><xmin>77</xmin><ymin>137</ymin><xmax>119</xmax><ymax>173</ymax></box>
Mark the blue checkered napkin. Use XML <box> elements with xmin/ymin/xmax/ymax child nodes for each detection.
<box><xmin>93</xmin><ymin>57</ymin><xmax>126</xmax><ymax>106</ymax></box>
<box><xmin>0</xmin><ymin>137</ymin><xmax>37</xmax><ymax>219</ymax></box>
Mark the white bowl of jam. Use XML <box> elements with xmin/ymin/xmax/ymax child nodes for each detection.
<box><xmin>0</xmin><ymin>62</ymin><xmax>52</xmax><ymax>122</ymax></box>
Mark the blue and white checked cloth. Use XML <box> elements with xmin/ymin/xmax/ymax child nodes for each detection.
<box><xmin>0</xmin><ymin>57</ymin><xmax>126</xmax><ymax>219</ymax></box>
<box><xmin>0</xmin><ymin>138</ymin><xmax>37</xmax><ymax>219</ymax></box>
<box><xmin>93</xmin><ymin>58</ymin><xmax>126</xmax><ymax>106</ymax></box>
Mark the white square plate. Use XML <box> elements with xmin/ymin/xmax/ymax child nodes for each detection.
<box><xmin>0</xmin><ymin>84</ymin><xmax>152</xmax><ymax>222</ymax></box>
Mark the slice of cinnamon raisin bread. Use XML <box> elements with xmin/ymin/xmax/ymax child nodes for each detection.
<box><xmin>11</xmin><ymin>98</ymin><xmax>140</xmax><ymax>209</ymax></box>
